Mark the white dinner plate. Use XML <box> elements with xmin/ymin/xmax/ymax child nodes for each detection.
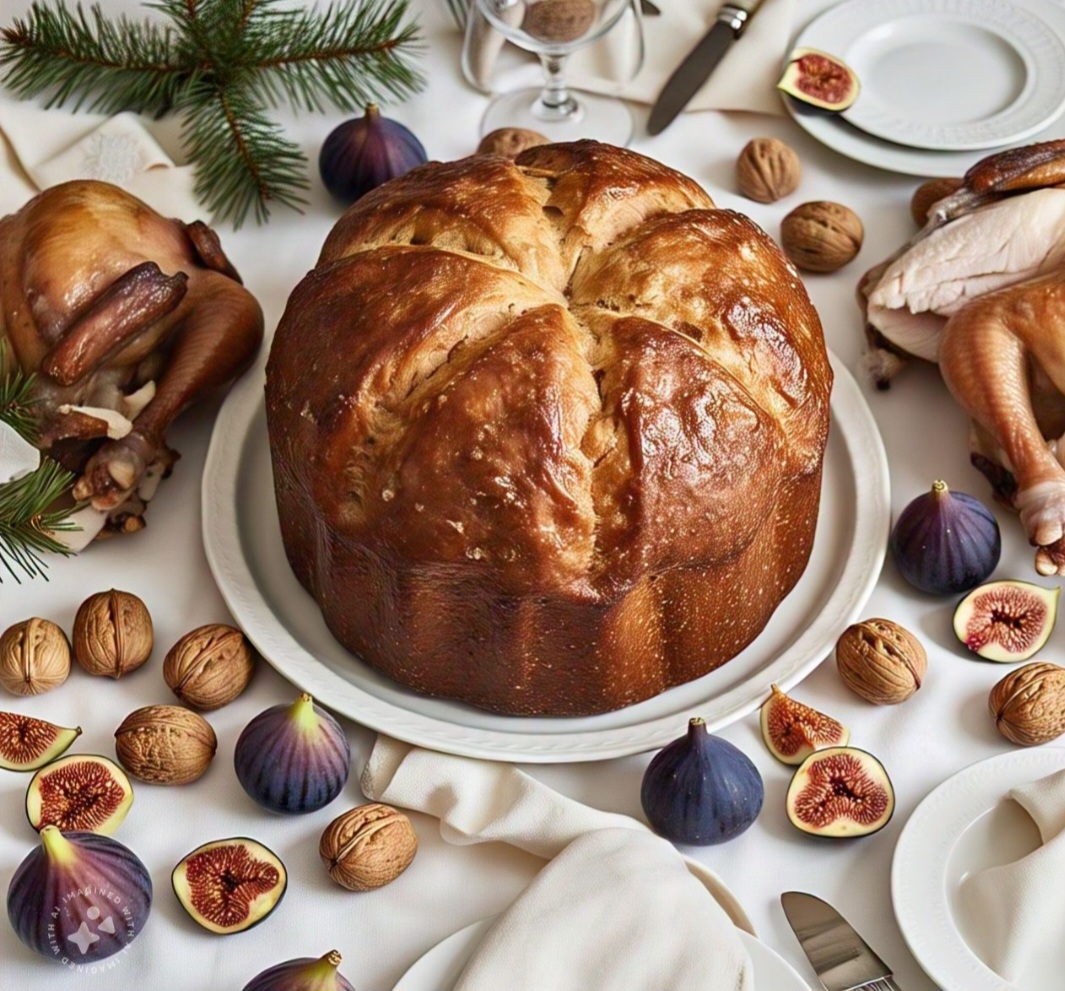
<box><xmin>392</xmin><ymin>918</ymin><xmax>807</xmax><ymax>991</ymax></box>
<box><xmin>803</xmin><ymin>0</ymin><xmax>1065</xmax><ymax>151</ymax></box>
<box><xmin>892</xmin><ymin>748</ymin><xmax>1065</xmax><ymax>991</ymax></box>
<box><xmin>201</xmin><ymin>350</ymin><xmax>888</xmax><ymax>762</ymax></box>
<box><xmin>788</xmin><ymin>0</ymin><xmax>1065</xmax><ymax>174</ymax></box>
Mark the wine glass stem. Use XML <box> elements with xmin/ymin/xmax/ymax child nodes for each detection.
<box><xmin>535</xmin><ymin>53</ymin><xmax>580</xmax><ymax>121</ymax></box>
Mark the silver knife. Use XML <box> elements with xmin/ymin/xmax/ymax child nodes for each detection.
<box><xmin>647</xmin><ymin>0</ymin><xmax>765</xmax><ymax>135</ymax></box>
<box><xmin>781</xmin><ymin>892</ymin><xmax>903</xmax><ymax>991</ymax></box>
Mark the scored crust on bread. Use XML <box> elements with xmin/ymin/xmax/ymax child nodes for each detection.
<box><xmin>266</xmin><ymin>141</ymin><xmax>832</xmax><ymax>716</ymax></box>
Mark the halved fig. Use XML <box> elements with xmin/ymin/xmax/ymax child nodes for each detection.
<box><xmin>786</xmin><ymin>747</ymin><xmax>894</xmax><ymax>838</ymax></box>
<box><xmin>778</xmin><ymin>47</ymin><xmax>860</xmax><ymax>112</ymax></box>
<box><xmin>172</xmin><ymin>837</ymin><xmax>287</xmax><ymax>935</ymax></box>
<box><xmin>759</xmin><ymin>685</ymin><xmax>849</xmax><ymax>765</ymax></box>
<box><xmin>0</xmin><ymin>711</ymin><xmax>81</xmax><ymax>771</ymax></box>
<box><xmin>953</xmin><ymin>579</ymin><xmax>1059</xmax><ymax>662</ymax></box>
<box><xmin>26</xmin><ymin>754</ymin><xmax>133</xmax><ymax>835</ymax></box>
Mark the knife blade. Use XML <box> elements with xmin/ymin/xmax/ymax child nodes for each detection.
<box><xmin>780</xmin><ymin>892</ymin><xmax>902</xmax><ymax>991</ymax></box>
<box><xmin>647</xmin><ymin>0</ymin><xmax>765</xmax><ymax>136</ymax></box>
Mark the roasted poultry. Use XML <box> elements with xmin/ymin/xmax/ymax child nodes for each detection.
<box><xmin>0</xmin><ymin>180</ymin><xmax>263</xmax><ymax>542</ymax></box>
<box><xmin>861</xmin><ymin>140</ymin><xmax>1065</xmax><ymax>576</ymax></box>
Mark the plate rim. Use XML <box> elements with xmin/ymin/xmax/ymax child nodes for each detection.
<box><xmin>813</xmin><ymin>0</ymin><xmax>1065</xmax><ymax>151</ymax></box>
<box><xmin>786</xmin><ymin>0</ymin><xmax>1065</xmax><ymax>175</ymax></box>
<box><xmin>891</xmin><ymin>747</ymin><xmax>1065</xmax><ymax>991</ymax></box>
<box><xmin>391</xmin><ymin>917</ymin><xmax>806</xmax><ymax>991</ymax></box>
<box><xmin>202</xmin><ymin>350</ymin><xmax>889</xmax><ymax>763</ymax></box>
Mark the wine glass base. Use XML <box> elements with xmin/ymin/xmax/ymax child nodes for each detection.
<box><xmin>480</xmin><ymin>87</ymin><xmax>634</xmax><ymax>147</ymax></box>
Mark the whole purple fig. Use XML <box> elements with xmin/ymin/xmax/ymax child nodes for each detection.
<box><xmin>319</xmin><ymin>104</ymin><xmax>427</xmax><ymax>204</ymax></box>
<box><xmin>242</xmin><ymin>949</ymin><xmax>356</xmax><ymax>991</ymax></box>
<box><xmin>891</xmin><ymin>480</ymin><xmax>1001</xmax><ymax>595</ymax></box>
<box><xmin>7</xmin><ymin>826</ymin><xmax>152</xmax><ymax>963</ymax></box>
<box><xmin>235</xmin><ymin>693</ymin><xmax>351</xmax><ymax>815</ymax></box>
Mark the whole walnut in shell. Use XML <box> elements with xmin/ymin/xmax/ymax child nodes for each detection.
<box><xmin>781</xmin><ymin>201</ymin><xmax>863</xmax><ymax>273</ymax></box>
<box><xmin>114</xmin><ymin>704</ymin><xmax>217</xmax><ymax>785</ymax></box>
<box><xmin>73</xmin><ymin>589</ymin><xmax>153</xmax><ymax>678</ymax></box>
<box><xmin>163</xmin><ymin>624</ymin><xmax>256</xmax><ymax>710</ymax></box>
<box><xmin>319</xmin><ymin>803</ymin><xmax>418</xmax><ymax>891</ymax></box>
<box><xmin>909</xmin><ymin>177</ymin><xmax>963</xmax><ymax>226</ymax></box>
<box><xmin>836</xmin><ymin>618</ymin><xmax>926</xmax><ymax>704</ymax></box>
<box><xmin>477</xmin><ymin>128</ymin><xmax>550</xmax><ymax>160</ymax></box>
<box><xmin>736</xmin><ymin>137</ymin><xmax>801</xmax><ymax>204</ymax></box>
<box><xmin>0</xmin><ymin>618</ymin><xmax>70</xmax><ymax>696</ymax></box>
<box><xmin>990</xmin><ymin>661</ymin><xmax>1065</xmax><ymax>746</ymax></box>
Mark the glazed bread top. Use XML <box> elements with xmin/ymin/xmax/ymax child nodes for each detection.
<box><xmin>266</xmin><ymin>141</ymin><xmax>831</xmax><ymax>600</ymax></box>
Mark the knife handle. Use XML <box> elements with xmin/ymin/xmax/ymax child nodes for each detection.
<box><xmin>718</xmin><ymin>0</ymin><xmax>765</xmax><ymax>36</ymax></box>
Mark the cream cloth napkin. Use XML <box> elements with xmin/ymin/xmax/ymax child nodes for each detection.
<box><xmin>361</xmin><ymin>736</ymin><xmax>754</xmax><ymax>991</ymax></box>
<box><xmin>0</xmin><ymin>97</ymin><xmax>200</xmax><ymax>218</ymax></box>
<box><xmin>962</xmin><ymin>766</ymin><xmax>1065</xmax><ymax>985</ymax></box>
<box><xmin>465</xmin><ymin>0</ymin><xmax>795</xmax><ymax>116</ymax></box>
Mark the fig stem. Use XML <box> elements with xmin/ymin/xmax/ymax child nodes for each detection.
<box><xmin>687</xmin><ymin>716</ymin><xmax>707</xmax><ymax>741</ymax></box>
<box><xmin>931</xmin><ymin>479</ymin><xmax>949</xmax><ymax>496</ymax></box>
<box><xmin>289</xmin><ymin>692</ymin><xmax>320</xmax><ymax>734</ymax></box>
<box><xmin>39</xmin><ymin>824</ymin><xmax>77</xmax><ymax>866</ymax></box>
<box><xmin>323</xmin><ymin>950</ymin><xmax>343</xmax><ymax>967</ymax></box>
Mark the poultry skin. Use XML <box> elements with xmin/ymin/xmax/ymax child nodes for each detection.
<box><xmin>861</xmin><ymin>140</ymin><xmax>1065</xmax><ymax>576</ymax></box>
<box><xmin>0</xmin><ymin>180</ymin><xmax>263</xmax><ymax>542</ymax></box>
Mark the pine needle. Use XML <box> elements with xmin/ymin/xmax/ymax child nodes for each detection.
<box><xmin>0</xmin><ymin>458</ymin><xmax>77</xmax><ymax>583</ymax></box>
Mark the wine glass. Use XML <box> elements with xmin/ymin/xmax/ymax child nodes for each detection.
<box><xmin>476</xmin><ymin>0</ymin><xmax>641</xmax><ymax>146</ymax></box>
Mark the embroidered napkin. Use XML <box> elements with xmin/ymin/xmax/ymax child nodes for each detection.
<box><xmin>462</xmin><ymin>0</ymin><xmax>796</xmax><ymax>116</ymax></box>
<box><xmin>361</xmin><ymin>737</ymin><xmax>754</xmax><ymax>991</ymax></box>
<box><xmin>0</xmin><ymin>97</ymin><xmax>200</xmax><ymax>218</ymax></box>
<box><xmin>961</xmin><ymin>766</ymin><xmax>1065</xmax><ymax>985</ymax></box>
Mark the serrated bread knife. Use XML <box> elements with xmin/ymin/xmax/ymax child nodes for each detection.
<box><xmin>646</xmin><ymin>0</ymin><xmax>766</xmax><ymax>135</ymax></box>
<box><xmin>781</xmin><ymin>892</ymin><xmax>903</xmax><ymax>991</ymax></box>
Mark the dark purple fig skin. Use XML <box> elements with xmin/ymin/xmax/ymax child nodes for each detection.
<box><xmin>242</xmin><ymin>950</ymin><xmax>356</xmax><ymax>991</ymax></box>
<box><xmin>641</xmin><ymin>717</ymin><xmax>764</xmax><ymax>845</ymax></box>
<box><xmin>319</xmin><ymin>104</ymin><xmax>427</xmax><ymax>204</ymax></box>
<box><xmin>235</xmin><ymin>694</ymin><xmax>351</xmax><ymax>815</ymax></box>
<box><xmin>7</xmin><ymin>826</ymin><xmax>152</xmax><ymax>963</ymax></box>
<box><xmin>891</xmin><ymin>480</ymin><xmax>1001</xmax><ymax>595</ymax></box>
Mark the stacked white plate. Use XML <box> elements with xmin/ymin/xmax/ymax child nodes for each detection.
<box><xmin>789</xmin><ymin>0</ymin><xmax>1065</xmax><ymax>175</ymax></box>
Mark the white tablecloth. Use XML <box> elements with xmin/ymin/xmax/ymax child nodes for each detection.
<box><xmin>2</xmin><ymin>2</ymin><xmax>1060</xmax><ymax>988</ymax></box>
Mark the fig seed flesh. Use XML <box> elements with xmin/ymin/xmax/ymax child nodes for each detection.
<box><xmin>759</xmin><ymin>685</ymin><xmax>849</xmax><ymax>764</ymax></box>
<box><xmin>173</xmin><ymin>837</ymin><xmax>287</xmax><ymax>935</ymax></box>
<box><xmin>786</xmin><ymin>747</ymin><xmax>894</xmax><ymax>838</ymax></box>
<box><xmin>26</xmin><ymin>754</ymin><xmax>133</xmax><ymax>835</ymax></box>
<box><xmin>953</xmin><ymin>580</ymin><xmax>1059</xmax><ymax>661</ymax></box>
<box><xmin>0</xmin><ymin>712</ymin><xmax>80</xmax><ymax>771</ymax></box>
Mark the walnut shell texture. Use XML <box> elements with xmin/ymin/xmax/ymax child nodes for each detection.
<box><xmin>990</xmin><ymin>661</ymin><xmax>1065</xmax><ymax>746</ymax></box>
<box><xmin>0</xmin><ymin>618</ymin><xmax>70</xmax><ymax>696</ymax></box>
<box><xmin>781</xmin><ymin>201</ymin><xmax>863</xmax><ymax>273</ymax></box>
<box><xmin>163</xmin><ymin>624</ymin><xmax>256</xmax><ymax>710</ymax></box>
<box><xmin>114</xmin><ymin>704</ymin><xmax>217</xmax><ymax>785</ymax></box>
<box><xmin>836</xmin><ymin>618</ymin><xmax>927</xmax><ymax>705</ymax></box>
<box><xmin>73</xmin><ymin>589</ymin><xmax>153</xmax><ymax>678</ymax></box>
<box><xmin>266</xmin><ymin>141</ymin><xmax>833</xmax><ymax>716</ymax></box>
<box><xmin>319</xmin><ymin>803</ymin><xmax>417</xmax><ymax>891</ymax></box>
<box><xmin>736</xmin><ymin>137</ymin><xmax>801</xmax><ymax>204</ymax></box>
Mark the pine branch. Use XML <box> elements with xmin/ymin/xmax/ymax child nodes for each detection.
<box><xmin>0</xmin><ymin>361</ymin><xmax>40</xmax><ymax>444</ymax></box>
<box><xmin>0</xmin><ymin>1</ymin><xmax>186</xmax><ymax>114</ymax></box>
<box><xmin>0</xmin><ymin>0</ymin><xmax>424</xmax><ymax>225</ymax></box>
<box><xmin>241</xmin><ymin>0</ymin><xmax>425</xmax><ymax>113</ymax></box>
<box><xmin>181</xmin><ymin>78</ymin><xmax>308</xmax><ymax>226</ymax></box>
<box><xmin>0</xmin><ymin>458</ymin><xmax>77</xmax><ymax>583</ymax></box>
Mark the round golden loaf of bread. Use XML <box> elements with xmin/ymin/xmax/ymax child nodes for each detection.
<box><xmin>265</xmin><ymin>141</ymin><xmax>832</xmax><ymax>716</ymax></box>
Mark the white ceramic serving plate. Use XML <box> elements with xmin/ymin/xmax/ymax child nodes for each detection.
<box><xmin>788</xmin><ymin>0</ymin><xmax>1065</xmax><ymax>174</ymax></box>
<box><xmin>892</xmin><ymin>747</ymin><xmax>1065</xmax><ymax>991</ymax></box>
<box><xmin>202</xmin><ymin>351</ymin><xmax>889</xmax><ymax>762</ymax></box>
<box><xmin>807</xmin><ymin>0</ymin><xmax>1065</xmax><ymax>151</ymax></box>
<box><xmin>392</xmin><ymin>918</ymin><xmax>807</xmax><ymax>990</ymax></box>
